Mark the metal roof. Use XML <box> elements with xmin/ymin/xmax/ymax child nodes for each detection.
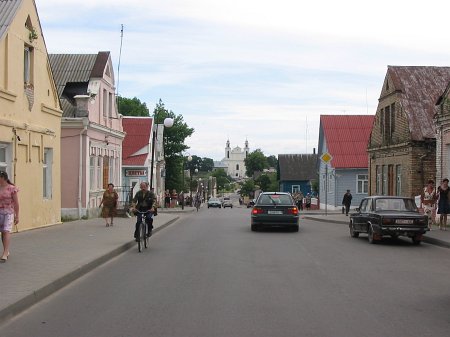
<box><xmin>320</xmin><ymin>115</ymin><xmax>375</xmax><ymax>169</ymax></box>
<box><xmin>386</xmin><ymin>66</ymin><xmax>450</xmax><ymax>141</ymax></box>
<box><xmin>278</xmin><ymin>154</ymin><xmax>318</xmax><ymax>181</ymax></box>
<box><xmin>0</xmin><ymin>0</ymin><xmax>21</xmax><ymax>40</ymax></box>
<box><xmin>122</xmin><ymin>117</ymin><xmax>153</xmax><ymax>166</ymax></box>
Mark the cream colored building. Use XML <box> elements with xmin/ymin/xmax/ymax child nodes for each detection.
<box><xmin>0</xmin><ymin>0</ymin><xmax>62</xmax><ymax>230</ymax></box>
<box><xmin>221</xmin><ymin>139</ymin><xmax>249</xmax><ymax>179</ymax></box>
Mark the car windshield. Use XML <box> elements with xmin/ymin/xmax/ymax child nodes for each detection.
<box><xmin>257</xmin><ymin>194</ymin><xmax>293</xmax><ymax>205</ymax></box>
<box><xmin>374</xmin><ymin>198</ymin><xmax>418</xmax><ymax>212</ymax></box>
<box><xmin>209</xmin><ymin>198</ymin><xmax>219</xmax><ymax>202</ymax></box>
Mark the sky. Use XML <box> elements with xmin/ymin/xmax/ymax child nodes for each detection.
<box><xmin>35</xmin><ymin>0</ymin><xmax>450</xmax><ymax>161</ymax></box>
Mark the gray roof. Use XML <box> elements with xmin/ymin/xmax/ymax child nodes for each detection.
<box><xmin>386</xmin><ymin>66</ymin><xmax>450</xmax><ymax>141</ymax></box>
<box><xmin>48</xmin><ymin>52</ymin><xmax>110</xmax><ymax>117</ymax></box>
<box><xmin>278</xmin><ymin>154</ymin><xmax>318</xmax><ymax>181</ymax></box>
<box><xmin>0</xmin><ymin>0</ymin><xmax>22</xmax><ymax>40</ymax></box>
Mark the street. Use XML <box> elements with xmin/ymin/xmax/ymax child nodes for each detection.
<box><xmin>2</xmin><ymin>206</ymin><xmax>450</xmax><ymax>337</ymax></box>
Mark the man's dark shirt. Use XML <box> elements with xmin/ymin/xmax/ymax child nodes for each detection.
<box><xmin>133</xmin><ymin>190</ymin><xmax>155</xmax><ymax>211</ymax></box>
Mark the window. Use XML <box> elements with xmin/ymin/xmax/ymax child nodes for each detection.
<box><xmin>236</xmin><ymin>164</ymin><xmax>239</xmax><ymax>171</ymax></box>
<box><xmin>396</xmin><ymin>165</ymin><xmax>402</xmax><ymax>196</ymax></box>
<box><xmin>292</xmin><ymin>185</ymin><xmax>300</xmax><ymax>194</ymax></box>
<box><xmin>90</xmin><ymin>156</ymin><xmax>95</xmax><ymax>190</ymax></box>
<box><xmin>227</xmin><ymin>151</ymin><xmax>230</xmax><ymax>159</ymax></box>
<box><xmin>0</xmin><ymin>143</ymin><xmax>12</xmax><ymax>174</ymax></box>
<box><xmin>97</xmin><ymin>157</ymin><xmax>102</xmax><ymax>189</ymax></box>
<box><xmin>357</xmin><ymin>174</ymin><xmax>368</xmax><ymax>194</ymax></box>
<box><xmin>376</xmin><ymin>166</ymin><xmax>381</xmax><ymax>195</ymax></box>
<box><xmin>382</xmin><ymin>165</ymin><xmax>388</xmax><ymax>195</ymax></box>
<box><xmin>382</xmin><ymin>104</ymin><xmax>395</xmax><ymax>144</ymax></box>
<box><xmin>103</xmin><ymin>89</ymin><xmax>108</xmax><ymax>117</ymax></box>
<box><xmin>43</xmin><ymin>148</ymin><xmax>53</xmax><ymax>199</ymax></box>
<box><xmin>360</xmin><ymin>199</ymin><xmax>368</xmax><ymax>212</ymax></box>
<box><xmin>24</xmin><ymin>46</ymin><xmax>33</xmax><ymax>85</ymax></box>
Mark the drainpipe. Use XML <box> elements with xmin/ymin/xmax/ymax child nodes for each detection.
<box><xmin>78</xmin><ymin>117</ymin><xmax>89</xmax><ymax>219</ymax></box>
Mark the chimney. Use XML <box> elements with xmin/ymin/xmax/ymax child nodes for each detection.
<box><xmin>74</xmin><ymin>95</ymin><xmax>90</xmax><ymax>117</ymax></box>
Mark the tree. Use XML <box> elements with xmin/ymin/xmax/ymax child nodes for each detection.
<box><xmin>117</xmin><ymin>96</ymin><xmax>149</xmax><ymax>116</ymax></box>
<box><xmin>152</xmin><ymin>99</ymin><xmax>194</xmax><ymax>192</ymax></box>
<box><xmin>200</xmin><ymin>157</ymin><xmax>214</xmax><ymax>172</ymax></box>
<box><xmin>267</xmin><ymin>155</ymin><xmax>278</xmax><ymax>168</ymax></box>
<box><xmin>211</xmin><ymin>169</ymin><xmax>230</xmax><ymax>193</ymax></box>
<box><xmin>245</xmin><ymin>149</ymin><xmax>268</xmax><ymax>177</ymax></box>
<box><xmin>240</xmin><ymin>179</ymin><xmax>255</xmax><ymax>197</ymax></box>
<box><xmin>256</xmin><ymin>174</ymin><xmax>272</xmax><ymax>191</ymax></box>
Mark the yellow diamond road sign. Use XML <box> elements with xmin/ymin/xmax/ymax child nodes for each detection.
<box><xmin>321</xmin><ymin>152</ymin><xmax>333</xmax><ymax>163</ymax></box>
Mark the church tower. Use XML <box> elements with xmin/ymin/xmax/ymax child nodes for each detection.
<box><xmin>225</xmin><ymin>139</ymin><xmax>231</xmax><ymax>159</ymax></box>
<box><xmin>244</xmin><ymin>139</ymin><xmax>249</xmax><ymax>158</ymax></box>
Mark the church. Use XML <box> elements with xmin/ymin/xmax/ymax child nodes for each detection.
<box><xmin>215</xmin><ymin>139</ymin><xmax>249</xmax><ymax>179</ymax></box>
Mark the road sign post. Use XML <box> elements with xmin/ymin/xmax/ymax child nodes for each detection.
<box><xmin>320</xmin><ymin>152</ymin><xmax>333</xmax><ymax>216</ymax></box>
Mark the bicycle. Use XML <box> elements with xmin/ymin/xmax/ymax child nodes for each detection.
<box><xmin>134</xmin><ymin>210</ymin><xmax>152</xmax><ymax>252</ymax></box>
<box><xmin>194</xmin><ymin>198</ymin><xmax>201</xmax><ymax>212</ymax></box>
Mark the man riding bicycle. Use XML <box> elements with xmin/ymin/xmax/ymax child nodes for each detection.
<box><xmin>130</xmin><ymin>182</ymin><xmax>156</xmax><ymax>241</ymax></box>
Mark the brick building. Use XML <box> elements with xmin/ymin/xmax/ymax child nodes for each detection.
<box><xmin>368</xmin><ymin>66</ymin><xmax>450</xmax><ymax>198</ymax></box>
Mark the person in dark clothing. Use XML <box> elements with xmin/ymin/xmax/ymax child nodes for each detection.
<box><xmin>131</xmin><ymin>182</ymin><xmax>156</xmax><ymax>240</ymax></box>
<box><xmin>342</xmin><ymin>190</ymin><xmax>353</xmax><ymax>216</ymax></box>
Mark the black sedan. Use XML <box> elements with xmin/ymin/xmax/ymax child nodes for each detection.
<box><xmin>251</xmin><ymin>192</ymin><xmax>299</xmax><ymax>232</ymax></box>
<box><xmin>349</xmin><ymin>196</ymin><xmax>428</xmax><ymax>244</ymax></box>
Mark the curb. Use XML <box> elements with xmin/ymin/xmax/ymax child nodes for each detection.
<box><xmin>0</xmin><ymin>216</ymin><xmax>180</xmax><ymax>326</ymax></box>
<box><xmin>304</xmin><ymin>216</ymin><xmax>450</xmax><ymax>249</ymax></box>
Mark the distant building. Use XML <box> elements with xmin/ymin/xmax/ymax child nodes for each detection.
<box><xmin>278</xmin><ymin>154</ymin><xmax>318</xmax><ymax>195</ymax></box>
<box><xmin>215</xmin><ymin>139</ymin><xmax>249</xmax><ymax>179</ymax></box>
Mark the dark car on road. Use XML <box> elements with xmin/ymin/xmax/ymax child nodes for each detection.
<box><xmin>349</xmin><ymin>196</ymin><xmax>428</xmax><ymax>244</ymax></box>
<box><xmin>251</xmin><ymin>192</ymin><xmax>299</xmax><ymax>232</ymax></box>
<box><xmin>207</xmin><ymin>197</ymin><xmax>222</xmax><ymax>208</ymax></box>
<box><xmin>246</xmin><ymin>199</ymin><xmax>255</xmax><ymax>208</ymax></box>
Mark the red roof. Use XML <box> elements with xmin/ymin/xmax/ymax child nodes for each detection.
<box><xmin>320</xmin><ymin>115</ymin><xmax>375</xmax><ymax>169</ymax></box>
<box><xmin>122</xmin><ymin>117</ymin><xmax>152</xmax><ymax>166</ymax></box>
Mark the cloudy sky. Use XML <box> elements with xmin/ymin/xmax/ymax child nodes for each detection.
<box><xmin>36</xmin><ymin>0</ymin><xmax>450</xmax><ymax>160</ymax></box>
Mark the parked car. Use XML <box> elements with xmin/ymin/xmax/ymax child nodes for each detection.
<box><xmin>222</xmin><ymin>197</ymin><xmax>233</xmax><ymax>208</ymax></box>
<box><xmin>349</xmin><ymin>196</ymin><xmax>429</xmax><ymax>244</ymax></box>
<box><xmin>207</xmin><ymin>197</ymin><xmax>222</xmax><ymax>208</ymax></box>
<box><xmin>246</xmin><ymin>199</ymin><xmax>255</xmax><ymax>208</ymax></box>
<box><xmin>251</xmin><ymin>192</ymin><xmax>299</xmax><ymax>232</ymax></box>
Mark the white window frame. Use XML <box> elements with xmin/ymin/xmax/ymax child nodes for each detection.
<box><xmin>97</xmin><ymin>156</ymin><xmax>102</xmax><ymax>190</ymax></box>
<box><xmin>356</xmin><ymin>174</ymin><xmax>368</xmax><ymax>194</ymax></box>
<box><xmin>292</xmin><ymin>185</ymin><xmax>300</xmax><ymax>194</ymax></box>
<box><xmin>89</xmin><ymin>156</ymin><xmax>95</xmax><ymax>191</ymax></box>
<box><xmin>0</xmin><ymin>143</ymin><xmax>12</xmax><ymax>177</ymax></box>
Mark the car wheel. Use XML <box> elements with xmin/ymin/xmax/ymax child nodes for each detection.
<box><xmin>251</xmin><ymin>225</ymin><xmax>258</xmax><ymax>232</ymax></box>
<box><xmin>412</xmin><ymin>236</ymin><xmax>422</xmax><ymax>245</ymax></box>
<box><xmin>368</xmin><ymin>226</ymin><xmax>377</xmax><ymax>244</ymax></box>
<box><xmin>292</xmin><ymin>226</ymin><xmax>299</xmax><ymax>232</ymax></box>
<box><xmin>349</xmin><ymin>221</ymin><xmax>359</xmax><ymax>238</ymax></box>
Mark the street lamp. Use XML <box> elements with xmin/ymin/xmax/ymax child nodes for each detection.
<box><xmin>149</xmin><ymin>117</ymin><xmax>174</xmax><ymax>192</ymax></box>
<box><xmin>190</xmin><ymin>167</ymin><xmax>198</xmax><ymax>201</ymax></box>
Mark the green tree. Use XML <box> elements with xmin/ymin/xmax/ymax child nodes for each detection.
<box><xmin>256</xmin><ymin>174</ymin><xmax>271</xmax><ymax>191</ymax></box>
<box><xmin>245</xmin><ymin>149</ymin><xmax>268</xmax><ymax>177</ymax></box>
<box><xmin>152</xmin><ymin>99</ymin><xmax>194</xmax><ymax>192</ymax></box>
<box><xmin>117</xmin><ymin>96</ymin><xmax>149</xmax><ymax>116</ymax></box>
<box><xmin>267</xmin><ymin>155</ymin><xmax>278</xmax><ymax>168</ymax></box>
<box><xmin>240</xmin><ymin>179</ymin><xmax>255</xmax><ymax>197</ymax></box>
<box><xmin>211</xmin><ymin>169</ymin><xmax>229</xmax><ymax>193</ymax></box>
<box><xmin>200</xmin><ymin>157</ymin><xmax>214</xmax><ymax>172</ymax></box>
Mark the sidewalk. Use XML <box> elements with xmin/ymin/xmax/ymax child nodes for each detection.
<box><xmin>0</xmin><ymin>207</ymin><xmax>194</xmax><ymax>325</ymax></box>
<box><xmin>302</xmin><ymin>210</ymin><xmax>450</xmax><ymax>248</ymax></box>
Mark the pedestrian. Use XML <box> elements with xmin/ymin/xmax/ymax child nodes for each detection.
<box><xmin>342</xmin><ymin>189</ymin><xmax>353</xmax><ymax>216</ymax></box>
<box><xmin>171</xmin><ymin>189</ymin><xmax>178</xmax><ymax>208</ymax></box>
<box><xmin>421</xmin><ymin>179</ymin><xmax>437</xmax><ymax>229</ymax></box>
<box><xmin>0</xmin><ymin>171</ymin><xmax>19</xmax><ymax>262</ymax></box>
<box><xmin>131</xmin><ymin>182</ymin><xmax>156</xmax><ymax>240</ymax></box>
<box><xmin>99</xmin><ymin>183</ymin><xmax>118</xmax><ymax>227</ymax></box>
<box><xmin>164</xmin><ymin>189</ymin><xmax>171</xmax><ymax>208</ymax></box>
<box><xmin>437</xmin><ymin>178</ymin><xmax>450</xmax><ymax>230</ymax></box>
<box><xmin>298</xmin><ymin>191</ymin><xmax>304</xmax><ymax>210</ymax></box>
<box><xmin>305</xmin><ymin>193</ymin><xmax>312</xmax><ymax>210</ymax></box>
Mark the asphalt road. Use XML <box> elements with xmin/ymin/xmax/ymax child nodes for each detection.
<box><xmin>2</xmin><ymin>206</ymin><xmax>450</xmax><ymax>337</ymax></box>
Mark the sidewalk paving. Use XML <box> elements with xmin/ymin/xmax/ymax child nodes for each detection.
<box><xmin>1</xmin><ymin>207</ymin><xmax>449</xmax><ymax>326</ymax></box>
<box><xmin>0</xmin><ymin>207</ymin><xmax>194</xmax><ymax>325</ymax></box>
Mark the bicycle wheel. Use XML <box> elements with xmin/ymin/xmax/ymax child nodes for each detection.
<box><xmin>139</xmin><ymin>221</ymin><xmax>146</xmax><ymax>252</ymax></box>
<box><xmin>143</xmin><ymin>222</ymin><xmax>149</xmax><ymax>249</ymax></box>
<box><xmin>137</xmin><ymin>221</ymin><xmax>143</xmax><ymax>252</ymax></box>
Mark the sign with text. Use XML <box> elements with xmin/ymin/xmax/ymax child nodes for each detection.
<box><xmin>125</xmin><ymin>169</ymin><xmax>147</xmax><ymax>177</ymax></box>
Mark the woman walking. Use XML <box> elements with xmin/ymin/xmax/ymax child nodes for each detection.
<box><xmin>437</xmin><ymin>178</ymin><xmax>450</xmax><ymax>230</ymax></box>
<box><xmin>0</xmin><ymin>171</ymin><xmax>19</xmax><ymax>262</ymax></box>
<box><xmin>99</xmin><ymin>183</ymin><xmax>118</xmax><ymax>227</ymax></box>
<box><xmin>421</xmin><ymin>180</ymin><xmax>437</xmax><ymax>229</ymax></box>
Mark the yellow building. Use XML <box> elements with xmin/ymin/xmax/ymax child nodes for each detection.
<box><xmin>0</xmin><ymin>0</ymin><xmax>62</xmax><ymax>230</ymax></box>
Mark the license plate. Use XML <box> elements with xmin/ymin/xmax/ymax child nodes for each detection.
<box><xmin>268</xmin><ymin>210</ymin><xmax>283</xmax><ymax>215</ymax></box>
<box><xmin>396</xmin><ymin>219</ymin><xmax>413</xmax><ymax>224</ymax></box>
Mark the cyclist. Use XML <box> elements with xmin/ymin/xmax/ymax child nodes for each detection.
<box><xmin>194</xmin><ymin>193</ymin><xmax>201</xmax><ymax>211</ymax></box>
<box><xmin>130</xmin><ymin>182</ymin><xmax>156</xmax><ymax>241</ymax></box>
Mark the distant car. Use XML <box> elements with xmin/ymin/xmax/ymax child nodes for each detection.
<box><xmin>222</xmin><ymin>197</ymin><xmax>233</xmax><ymax>208</ymax></box>
<box><xmin>246</xmin><ymin>199</ymin><xmax>255</xmax><ymax>208</ymax></box>
<box><xmin>207</xmin><ymin>197</ymin><xmax>222</xmax><ymax>208</ymax></box>
<box><xmin>251</xmin><ymin>192</ymin><xmax>299</xmax><ymax>232</ymax></box>
<box><xmin>349</xmin><ymin>196</ymin><xmax>428</xmax><ymax>244</ymax></box>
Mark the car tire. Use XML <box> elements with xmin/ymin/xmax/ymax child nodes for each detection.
<box><xmin>292</xmin><ymin>226</ymin><xmax>299</xmax><ymax>232</ymax></box>
<box><xmin>368</xmin><ymin>226</ymin><xmax>377</xmax><ymax>244</ymax></box>
<box><xmin>251</xmin><ymin>225</ymin><xmax>258</xmax><ymax>232</ymax></box>
<box><xmin>349</xmin><ymin>221</ymin><xmax>359</xmax><ymax>238</ymax></box>
<box><xmin>412</xmin><ymin>236</ymin><xmax>422</xmax><ymax>245</ymax></box>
